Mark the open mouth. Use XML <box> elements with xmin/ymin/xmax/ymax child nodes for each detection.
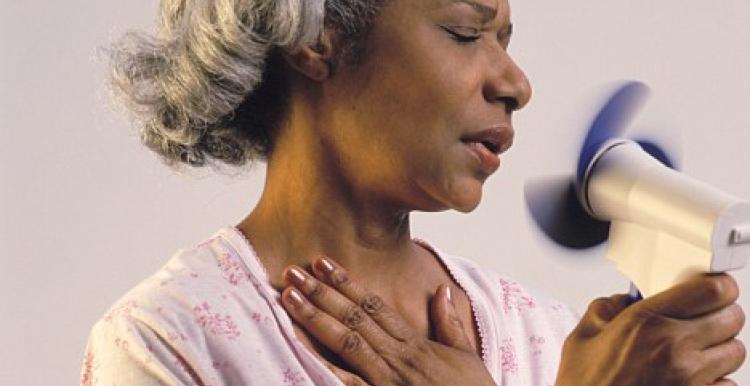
<box><xmin>480</xmin><ymin>140</ymin><xmax>500</xmax><ymax>154</ymax></box>
<box><xmin>460</xmin><ymin>139</ymin><xmax>501</xmax><ymax>155</ymax></box>
<box><xmin>459</xmin><ymin>126</ymin><xmax>513</xmax><ymax>156</ymax></box>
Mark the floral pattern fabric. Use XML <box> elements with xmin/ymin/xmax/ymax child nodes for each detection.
<box><xmin>80</xmin><ymin>227</ymin><xmax>579</xmax><ymax>386</ymax></box>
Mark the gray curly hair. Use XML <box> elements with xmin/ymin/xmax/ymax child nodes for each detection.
<box><xmin>111</xmin><ymin>0</ymin><xmax>387</xmax><ymax>168</ymax></box>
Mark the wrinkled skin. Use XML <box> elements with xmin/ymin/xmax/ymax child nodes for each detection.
<box><xmin>280</xmin><ymin>257</ymin><xmax>498</xmax><ymax>386</ymax></box>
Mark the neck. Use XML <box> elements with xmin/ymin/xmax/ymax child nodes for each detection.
<box><xmin>237</xmin><ymin>101</ymin><xmax>420</xmax><ymax>290</ymax></box>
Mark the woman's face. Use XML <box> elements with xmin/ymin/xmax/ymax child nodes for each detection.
<box><xmin>321</xmin><ymin>0</ymin><xmax>531</xmax><ymax>213</ymax></box>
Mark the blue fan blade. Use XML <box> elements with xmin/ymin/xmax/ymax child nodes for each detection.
<box><xmin>576</xmin><ymin>82</ymin><xmax>651</xmax><ymax>186</ymax></box>
<box><xmin>524</xmin><ymin>176</ymin><xmax>610</xmax><ymax>249</ymax></box>
<box><xmin>634</xmin><ymin>139</ymin><xmax>678</xmax><ymax>170</ymax></box>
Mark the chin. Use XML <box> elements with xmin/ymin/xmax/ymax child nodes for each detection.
<box><xmin>447</xmin><ymin>181</ymin><xmax>484</xmax><ymax>213</ymax></box>
<box><xmin>412</xmin><ymin>175</ymin><xmax>485</xmax><ymax>213</ymax></box>
<box><xmin>453</xmin><ymin>196</ymin><xmax>482</xmax><ymax>213</ymax></box>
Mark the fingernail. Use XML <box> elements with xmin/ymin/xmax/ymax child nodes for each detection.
<box><xmin>446</xmin><ymin>286</ymin><xmax>455</xmax><ymax>307</ymax></box>
<box><xmin>318</xmin><ymin>257</ymin><xmax>335</xmax><ymax>274</ymax></box>
<box><xmin>288</xmin><ymin>288</ymin><xmax>305</xmax><ymax>308</ymax></box>
<box><xmin>286</xmin><ymin>267</ymin><xmax>307</xmax><ymax>285</ymax></box>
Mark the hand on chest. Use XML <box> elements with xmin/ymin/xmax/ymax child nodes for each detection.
<box><xmin>290</xmin><ymin>286</ymin><xmax>481</xmax><ymax>366</ymax></box>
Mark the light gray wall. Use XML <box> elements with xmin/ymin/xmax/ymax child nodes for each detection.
<box><xmin>1</xmin><ymin>1</ymin><xmax>748</xmax><ymax>384</ymax></box>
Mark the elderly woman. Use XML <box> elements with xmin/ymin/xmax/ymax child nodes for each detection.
<box><xmin>81</xmin><ymin>0</ymin><xmax>745</xmax><ymax>385</ymax></box>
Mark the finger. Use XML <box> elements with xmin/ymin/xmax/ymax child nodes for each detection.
<box><xmin>690</xmin><ymin>304</ymin><xmax>745</xmax><ymax>349</ymax></box>
<box><xmin>430</xmin><ymin>284</ymin><xmax>474</xmax><ymax>352</ymax></box>
<box><xmin>598</xmin><ymin>294</ymin><xmax>631</xmax><ymax>321</ymax></box>
<box><xmin>303</xmin><ymin>341</ymin><xmax>373</xmax><ymax>386</ymax></box>
<box><xmin>575</xmin><ymin>294</ymin><xmax>631</xmax><ymax>338</ymax></box>
<box><xmin>697</xmin><ymin>339</ymin><xmax>746</xmax><ymax>385</ymax></box>
<box><xmin>311</xmin><ymin>257</ymin><xmax>417</xmax><ymax>342</ymax></box>
<box><xmin>635</xmin><ymin>273</ymin><xmax>739</xmax><ymax>319</ymax></box>
<box><xmin>328</xmin><ymin>366</ymin><xmax>371</xmax><ymax>386</ymax></box>
<box><xmin>284</xmin><ymin>266</ymin><xmax>397</xmax><ymax>352</ymax></box>
<box><xmin>281</xmin><ymin>287</ymin><xmax>392</xmax><ymax>383</ymax></box>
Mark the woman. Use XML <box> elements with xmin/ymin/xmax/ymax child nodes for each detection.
<box><xmin>81</xmin><ymin>0</ymin><xmax>745</xmax><ymax>385</ymax></box>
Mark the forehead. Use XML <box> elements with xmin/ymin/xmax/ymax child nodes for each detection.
<box><xmin>401</xmin><ymin>0</ymin><xmax>510</xmax><ymax>24</ymax></box>
<box><xmin>446</xmin><ymin>0</ymin><xmax>504</xmax><ymax>19</ymax></box>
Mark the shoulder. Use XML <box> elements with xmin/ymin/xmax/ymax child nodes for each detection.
<box><xmin>101</xmin><ymin>230</ymin><xmax>270</xmax><ymax>327</ymax></box>
<box><xmin>81</xmin><ymin>229</ymin><xmax>279</xmax><ymax>385</ymax></box>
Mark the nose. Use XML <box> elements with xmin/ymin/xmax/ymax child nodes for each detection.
<box><xmin>482</xmin><ymin>51</ymin><xmax>532</xmax><ymax>113</ymax></box>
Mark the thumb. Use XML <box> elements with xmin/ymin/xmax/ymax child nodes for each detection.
<box><xmin>430</xmin><ymin>284</ymin><xmax>474</xmax><ymax>352</ymax></box>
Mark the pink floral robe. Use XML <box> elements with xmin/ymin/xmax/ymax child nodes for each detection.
<box><xmin>80</xmin><ymin>227</ymin><xmax>579</xmax><ymax>386</ymax></box>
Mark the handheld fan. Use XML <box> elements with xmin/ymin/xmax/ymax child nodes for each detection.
<box><xmin>524</xmin><ymin>81</ymin><xmax>750</xmax><ymax>298</ymax></box>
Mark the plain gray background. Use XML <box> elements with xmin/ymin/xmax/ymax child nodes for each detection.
<box><xmin>1</xmin><ymin>1</ymin><xmax>749</xmax><ymax>384</ymax></box>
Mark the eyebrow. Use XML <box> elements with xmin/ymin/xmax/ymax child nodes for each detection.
<box><xmin>454</xmin><ymin>0</ymin><xmax>499</xmax><ymax>22</ymax></box>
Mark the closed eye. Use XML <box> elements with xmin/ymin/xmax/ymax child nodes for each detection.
<box><xmin>441</xmin><ymin>26</ymin><xmax>481</xmax><ymax>44</ymax></box>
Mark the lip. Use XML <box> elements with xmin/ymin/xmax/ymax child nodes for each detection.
<box><xmin>459</xmin><ymin>125</ymin><xmax>515</xmax><ymax>155</ymax></box>
<box><xmin>460</xmin><ymin>125</ymin><xmax>514</xmax><ymax>175</ymax></box>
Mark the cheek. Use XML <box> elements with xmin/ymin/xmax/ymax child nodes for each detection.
<box><xmin>426</xmin><ymin>44</ymin><xmax>486</xmax><ymax>107</ymax></box>
<box><xmin>362</xmin><ymin>56</ymin><xmax>478</xmax><ymax>131</ymax></box>
<box><xmin>330</xmin><ymin>36</ymin><xmax>489</xmax><ymax>208</ymax></box>
<box><xmin>409</xmin><ymin>69</ymin><xmax>480</xmax><ymax>126</ymax></box>
<box><xmin>341</xmin><ymin>97</ymin><xmax>485</xmax><ymax>211</ymax></box>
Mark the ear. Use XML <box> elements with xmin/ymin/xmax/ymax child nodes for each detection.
<box><xmin>283</xmin><ymin>29</ymin><xmax>337</xmax><ymax>82</ymax></box>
